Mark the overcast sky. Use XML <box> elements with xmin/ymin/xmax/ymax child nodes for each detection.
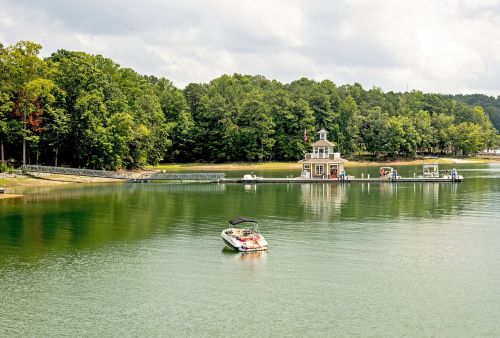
<box><xmin>1</xmin><ymin>0</ymin><xmax>499</xmax><ymax>95</ymax></box>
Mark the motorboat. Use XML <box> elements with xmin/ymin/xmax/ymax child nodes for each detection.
<box><xmin>221</xmin><ymin>217</ymin><xmax>268</xmax><ymax>252</ymax></box>
<box><xmin>241</xmin><ymin>174</ymin><xmax>263</xmax><ymax>183</ymax></box>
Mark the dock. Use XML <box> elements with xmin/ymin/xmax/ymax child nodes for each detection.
<box><xmin>16</xmin><ymin>164</ymin><xmax>464</xmax><ymax>185</ymax></box>
<box><xmin>222</xmin><ymin>177</ymin><xmax>464</xmax><ymax>184</ymax></box>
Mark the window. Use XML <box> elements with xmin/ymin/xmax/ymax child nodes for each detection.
<box><xmin>304</xmin><ymin>164</ymin><xmax>310</xmax><ymax>170</ymax></box>
<box><xmin>320</xmin><ymin>133</ymin><xmax>325</xmax><ymax>140</ymax></box>
<box><xmin>315</xmin><ymin>164</ymin><xmax>324</xmax><ymax>175</ymax></box>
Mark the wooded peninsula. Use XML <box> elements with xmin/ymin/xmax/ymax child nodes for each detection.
<box><xmin>1</xmin><ymin>41</ymin><xmax>499</xmax><ymax>171</ymax></box>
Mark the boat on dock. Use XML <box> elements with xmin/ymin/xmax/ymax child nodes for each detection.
<box><xmin>221</xmin><ymin>163</ymin><xmax>464</xmax><ymax>184</ymax></box>
<box><xmin>423</xmin><ymin>164</ymin><xmax>439</xmax><ymax>178</ymax></box>
<box><xmin>221</xmin><ymin>217</ymin><xmax>268</xmax><ymax>252</ymax></box>
<box><xmin>379</xmin><ymin>167</ymin><xmax>401</xmax><ymax>180</ymax></box>
<box><xmin>241</xmin><ymin>174</ymin><xmax>263</xmax><ymax>183</ymax></box>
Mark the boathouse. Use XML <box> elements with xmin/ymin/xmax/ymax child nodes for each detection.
<box><xmin>300</xmin><ymin>128</ymin><xmax>347</xmax><ymax>179</ymax></box>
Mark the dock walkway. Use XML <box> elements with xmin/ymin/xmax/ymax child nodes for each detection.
<box><xmin>130</xmin><ymin>172</ymin><xmax>225</xmax><ymax>183</ymax></box>
<box><xmin>21</xmin><ymin>165</ymin><xmax>133</xmax><ymax>179</ymax></box>
<box><xmin>20</xmin><ymin>165</ymin><xmax>225</xmax><ymax>183</ymax></box>
<box><xmin>223</xmin><ymin>177</ymin><xmax>464</xmax><ymax>183</ymax></box>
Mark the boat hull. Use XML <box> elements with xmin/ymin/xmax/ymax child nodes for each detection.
<box><xmin>221</xmin><ymin>229</ymin><xmax>268</xmax><ymax>252</ymax></box>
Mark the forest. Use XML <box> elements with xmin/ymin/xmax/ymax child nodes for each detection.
<box><xmin>1</xmin><ymin>41</ymin><xmax>499</xmax><ymax>170</ymax></box>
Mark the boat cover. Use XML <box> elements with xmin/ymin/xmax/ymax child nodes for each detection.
<box><xmin>229</xmin><ymin>216</ymin><xmax>257</xmax><ymax>225</ymax></box>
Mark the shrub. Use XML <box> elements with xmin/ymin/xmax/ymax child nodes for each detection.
<box><xmin>0</xmin><ymin>162</ymin><xmax>14</xmax><ymax>174</ymax></box>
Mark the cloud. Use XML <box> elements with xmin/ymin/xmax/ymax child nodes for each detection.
<box><xmin>0</xmin><ymin>0</ymin><xmax>499</xmax><ymax>95</ymax></box>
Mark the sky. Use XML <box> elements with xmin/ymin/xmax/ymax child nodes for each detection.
<box><xmin>1</xmin><ymin>0</ymin><xmax>499</xmax><ymax>95</ymax></box>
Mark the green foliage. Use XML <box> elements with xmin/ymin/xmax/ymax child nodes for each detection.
<box><xmin>452</xmin><ymin>94</ymin><xmax>500</xmax><ymax>131</ymax></box>
<box><xmin>0</xmin><ymin>40</ymin><xmax>498</xmax><ymax>168</ymax></box>
<box><xmin>337</xmin><ymin>96</ymin><xmax>360</xmax><ymax>155</ymax></box>
<box><xmin>448</xmin><ymin>122</ymin><xmax>485</xmax><ymax>155</ymax></box>
<box><xmin>0</xmin><ymin>161</ymin><xmax>8</xmax><ymax>173</ymax></box>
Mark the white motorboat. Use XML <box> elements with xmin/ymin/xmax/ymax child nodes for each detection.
<box><xmin>221</xmin><ymin>217</ymin><xmax>268</xmax><ymax>252</ymax></box>
<box><xmin>241</xmin><ymin>174</ymin><xmax>263</xmax><ymax>183</ymax></box>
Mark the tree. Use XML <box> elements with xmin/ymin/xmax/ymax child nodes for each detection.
<box><xmin>381</xmin><ymin>116</ymin><xmax>418</xmax><ymax>157</ymax></box>
<box><xmin>360</xmin><ymin>107</ymin><xmax>389</xmax><ymax>156</ymax></box>
<box><xmin>448</xmin><ymin>122</ymin><xmax>485</xmax><ymax>155</ymax></box>
<box><xmin>237</xmin><ymin>93</ymin><xmax>275</xmax><ymax>161</ymax></box>
<box><xmin>0</xmin><ymin>92</ymin><xmax>11</xmax><ymax>162</ymax></box>
<box><xmin>0</xmin><ymin>41</ymin><xmax>49</xmax><ymax>164</ymax></box>
<box><xmin>412</xmin><ymin>110</ymin><xmax>433</xmax><ymax>153</ymax></box>
<box><xmin>337</xmin><ymin>96</ymin><xmax>360</xmax><ymax>155</ymax></box>
<box><xmin>431</xmin><ymin>113</ymin><xmax>455</xmax><ymax>154</ymax></box>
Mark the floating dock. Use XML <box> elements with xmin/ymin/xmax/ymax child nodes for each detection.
<box><xmin>223</xmin><ymin>163</ymin><xmax>464</xmax><ymax>184</ymax></box>
<box><xmin>222</xmin><ymin>177</ymin><xmax>463</xmax><ymax>184</ymax></box>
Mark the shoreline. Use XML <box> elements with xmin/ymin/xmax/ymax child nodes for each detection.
<box><xmin>0</xmin><ymin>173</ymin><xmax>123</xmax><ymax>189</ymax></box>
<box><xmin>0</xmin><ymin>158</ymin><xmax>497</xmax><ymax>189</ymax></box>
<box><xmin>0</xmin><ymin>194</ymin><xmax>23</xmax><ymax>200</ymax></box>
<box><xmin>149</xmin><ymin>157</ymin><xmax>499</xmax><ymax>171</ymax></box>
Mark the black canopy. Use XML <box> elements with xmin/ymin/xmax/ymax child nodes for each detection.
<box><xmin>228</xmin><ymin>216</ymin><xmax>257</xmax><ymax>225</ymax></box>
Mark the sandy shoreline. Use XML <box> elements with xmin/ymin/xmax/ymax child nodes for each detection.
<box><xmin>0</xmin><ymin>194</ymin><xmax>23</xmax><ymax>199</ymax></box>
<box><xmin>149</xmin><ymin>157</ymin><xmax>499</xmax><ymax>171</ymax></box>
<box><xmin>0</xmin><ymin>173</ymin><xmax>123</xmax><ymax>189</ymax></box>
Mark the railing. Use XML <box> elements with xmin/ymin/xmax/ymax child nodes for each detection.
<box><xmin>21</xmin><ymin>165</ymin><xmax>133</xmax><ymax>179</ymax></box>
<box><xmin>130</xmin><ymin>172</ymin><xmax>225</xmax><ymax>182</ymax></box>
<box><xmin>21</xmin><ymin>165</ymin><xmax>225</xmax><ymax>182</ymax></box>
<box><xmin>304</xmin><ymin>153</ymin><xmax>341</xmax><ymax>160</ymax></box>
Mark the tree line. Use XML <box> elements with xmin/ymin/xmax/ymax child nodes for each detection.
<box><xmin>1</xmin><ymin>41</ymin><xmax>498</xmax><ymax>170</ymax></box>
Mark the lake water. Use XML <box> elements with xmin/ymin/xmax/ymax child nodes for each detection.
<box><xmin>1</xmin><ymin>163</ymin><xmax>500</xmax><ymax>337</ymax></box>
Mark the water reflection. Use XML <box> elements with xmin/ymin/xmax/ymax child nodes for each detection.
<box><xmin>1</xmin><ymin>165</ymin><xmax>499</xmax><ymax>260</ymax></box>
<box><xmin>300</xmin><ymin>184</ymin><xmax>346</xmax><ymax>216</ymax></box>
<box><xmin>297</xmin><ymin>177</ymin><xmax>496</xmax><ymax>222</ymax></box>
<box><xmin>243</xmin><ymin>184</ymin><xmax>257</xmax><ymax>193</ymax></box>
<box><xmin>221</xmin><ymin>247</ymin><xmax>268</xmax><ymax>270</ymax></box>
<box><xmin>9</xmin><ymin>182</ymin><xmax>227</xmax><ymax>202</ymax></box>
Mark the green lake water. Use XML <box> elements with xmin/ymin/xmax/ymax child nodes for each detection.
<box><xmin>1</xmin><ymin>163</ymin><xmax>500</xmax><ymax>337</ymax></box>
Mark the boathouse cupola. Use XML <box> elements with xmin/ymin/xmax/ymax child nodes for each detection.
<box><xmin>311</xmin><ymin>128</ymin><xmax>335</xmax><ymax>159</ymax></box>
<box><xmin>318</xmin><ymin>128</ymin><xmax>328</xmax><ymax>140</ymax></box>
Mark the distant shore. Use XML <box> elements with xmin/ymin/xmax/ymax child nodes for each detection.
<box><xmin>149</xmin><ymin>157</ymin><xmax>499</xmax><ymax>171</ymax></box>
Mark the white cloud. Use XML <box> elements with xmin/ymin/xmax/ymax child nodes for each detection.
<box><xmin>0</xmin><ymin>0</ymin><xmax>499</xmax><ymax>95</ymax></box>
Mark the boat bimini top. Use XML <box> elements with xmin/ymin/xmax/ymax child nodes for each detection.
<box><xmin>228</xmin><ymin>216</ymin><xmax>260</xmax><ymax>232</ymax></box>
